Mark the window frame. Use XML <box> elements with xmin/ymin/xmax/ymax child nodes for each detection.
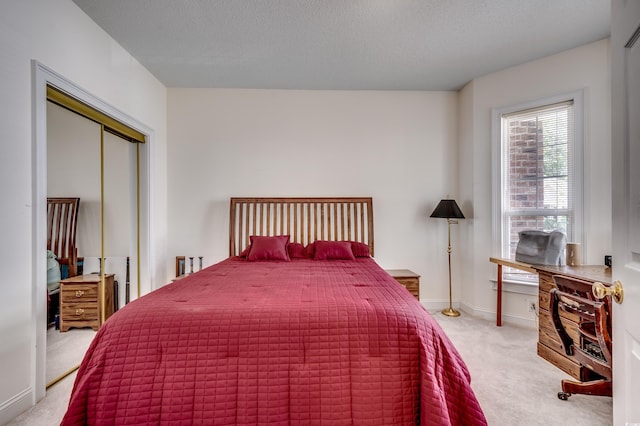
<box><xmin>492</xmin><ymin>91</ymin><xmax>585</xmax><ymax>284</ymax></box>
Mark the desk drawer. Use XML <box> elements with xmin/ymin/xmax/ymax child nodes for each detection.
<box><xmin>538</xmin><ymin>272</ymin><xmax>556</xmax><ymax>293</ymax></box>
<box><xmin>537</xmin><ymin>342</ymin><xmax>581</xmax><ymax>380</ymax></box>
<box><xmin>539</xmin><ymin>307</ymin><xmax>580</xmax><ymax>345</ymax></box>
<box><xmin>539</xmin><ymin>291</ymin><xmax>580</xmax><ymax>323</ymax></box>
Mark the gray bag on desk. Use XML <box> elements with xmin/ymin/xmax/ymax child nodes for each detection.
<box><xmin>515</xmin><ymin>230</ymin><xmax>566</xmax><ymax>265</ymax></box>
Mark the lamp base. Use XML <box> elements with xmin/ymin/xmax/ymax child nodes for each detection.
<box><xmin>441</xmin><ymin>307</ymin><xmax>461</xmax><ymax>317</ymax></box>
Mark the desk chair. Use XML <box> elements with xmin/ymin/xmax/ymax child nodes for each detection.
<box><xmin>550</xmin><ymin>275</ymin><xmax>612</xmax><ymax>400</ymax></box>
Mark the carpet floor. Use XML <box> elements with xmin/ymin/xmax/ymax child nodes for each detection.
<box><xmin>433</xmin><ymin>311</ymin><xmax>612</xmax><ymax>425</ymax></box>
<box><xmin>8</xmin><ymin>312</ymin><xmax>612</xmax><ymax>425</ymax></box>
<box><xmin>46</xmin><ymin>327</ymin><xmax>95</xmax><ymax>385</ymax></box>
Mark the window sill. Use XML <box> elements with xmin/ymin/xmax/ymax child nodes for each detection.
<box><xmin>490</xmin><ymin>277</ymin><xmax>538</xmax><ymax>296</ymax></box>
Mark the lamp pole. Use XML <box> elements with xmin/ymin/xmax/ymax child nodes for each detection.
<box><xmin>442</xmin><ymin>218</ymin><xmax>460</xmax><ymax>317</ymax></box>
<box><xmin>430</xmin><ymin>198</ymin><xmax>464</xmax><ymax>317</ymax></box>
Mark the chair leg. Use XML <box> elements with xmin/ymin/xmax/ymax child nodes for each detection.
<box><xmin>558</xmin><ymin>379</ymin><xmax>612</xmax><ymax>399</ymax></box>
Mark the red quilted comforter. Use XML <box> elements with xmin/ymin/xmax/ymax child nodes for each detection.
<box><xmin>62</xmin><ymin>257</ymin><xmax>486</xmax><ymax>425</ymax></box>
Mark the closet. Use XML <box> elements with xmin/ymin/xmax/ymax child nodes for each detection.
<box><xmin>45</xmin><ymin>85</ymin><xmax>144</xmax><ymax>387</ymax></box>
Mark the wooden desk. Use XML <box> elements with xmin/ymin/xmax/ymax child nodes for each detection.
<box><xmin>489</xmin><ymin>257</ymin><xmax>536</xmax><ymax>326</ymax></box>
<box><xmin>533</xmin><ymin>265</ymin><xmax>611</xmax><ymax>381</ymax></box>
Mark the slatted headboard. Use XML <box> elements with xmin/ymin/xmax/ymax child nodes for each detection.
<box><xmin>229</xmin><ymin>197</ymin><xmax>374</xmax><ymax>257</ymax></box>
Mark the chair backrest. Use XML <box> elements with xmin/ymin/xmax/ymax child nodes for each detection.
<box><xmin>550</xmin><ymin>274</ymin><xmax>612</xmax><ymax>380</ymax></box>
<box><xmin>47</xmin><ymin>197</ymin><xmax>80</xmax><ymax>278</ymax></box>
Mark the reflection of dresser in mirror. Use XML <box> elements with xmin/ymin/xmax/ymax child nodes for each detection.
<box><xmin>47</xmin><ymin>98</ymin><xmax>140</xmax><ymax>313</ymax></box>
<box><xmin>46</xmin><ymin>94</ymin><xmax>143</xmax><ymax>387</ymax></box>
<box><xmin>59</xmin><ymin>274</ymin><xmax>115</xmax><ymax>332</ymax></box>
<box><xmin>533</xmin><ymin>265</ymin><xmax>612</xmax><ymax>386</ymax></box>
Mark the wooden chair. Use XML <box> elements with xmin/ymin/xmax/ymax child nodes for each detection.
<box><xmin>47</xmin><ymin>197</ymin><xmax>80</xmax><ymax>279</ymax></box>
<box><xmin>549</xmin><ymin>274</ymin><xmax>612</xmax><ymax>400</ymax></box>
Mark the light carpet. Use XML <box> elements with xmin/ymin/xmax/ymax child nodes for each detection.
<box><xmin>46</xmin><ymin>327</ymin><xmax>95</xmax><ymax>385</ymax></box>
<box><xmin>433</xmin><ymin>311</ymin><xmax>612</xmax><ymax>425</ymax></box>
<box><xmin>8</xmin><ymin>312</ymin><xmax>612</xmax><ymax>425</ymax></box>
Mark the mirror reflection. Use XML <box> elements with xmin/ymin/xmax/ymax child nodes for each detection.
<box><xmin>46</xmin><ymin>99</ymin><xmax>139</xmax><ymax>386</ymax></box>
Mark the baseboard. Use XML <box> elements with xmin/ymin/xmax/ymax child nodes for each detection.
<box><xmin>420</xmin><ymin>299</ymin><xmax>537</xmax><ymax>329</ymax></box>
<box><xmin>459</xmin><ymin>302</ymin><xmax>537</xmax><ymax>329</ymax></box>
<box><xmin>419</xmin><ymin>298</ymin><xmax>450</xmax><ymax>313</ymax></box>
<box><xmin>0</xmin><ymin>387</ymin><xmax>33</xmax><ymax>425</ymax></box>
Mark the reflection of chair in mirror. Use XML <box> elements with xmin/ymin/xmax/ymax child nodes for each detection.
<box><xmin>46</xmin><ymin>197</ymin><xmax>80</xmax><ymax>325</ymax></box>
<box><xmin>550</xmin><ymin>275</ymin><xmax>612</xmax><ymax>400</ymax></box>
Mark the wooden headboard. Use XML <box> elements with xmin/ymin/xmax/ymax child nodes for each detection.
<box><xmin>229</xmin><ymin>197</ymin><xmax>374</xmax><ymax>257</ymax></box>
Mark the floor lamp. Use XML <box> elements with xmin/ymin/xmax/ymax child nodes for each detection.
<box><xmin>430</xmin><ymin>199</ymin><xmax>465</xmax><ymax>317</ymax></box>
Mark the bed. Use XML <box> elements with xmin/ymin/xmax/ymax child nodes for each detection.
<box><xmin>61</xmin><ymin>197</ymin><xmax>486</xmax><ymax>425</ymax></box>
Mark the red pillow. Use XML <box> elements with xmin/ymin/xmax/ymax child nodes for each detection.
<box><xmin>304</xmin><ymin>242</ymin><xmax>316</xmax><ymax>258</ymax></box>
<box><xmin>246</xmin><ymin>235</ymin><xmax>290</xmax><ymax>261</ymax></box>
<box><xmin>287</xmin><ymin>242</ymin><xmax>306</xmax><ymax>259</ymax></box>
<box><xmin>313</xmin><ymin>240</ymin><xmax>356</xmax><ymax>260</ymax></box>
<box><xmin>350</xmin><ymin>241</ymin><xmax>371</xmax><ymax>257</ymax></box>
<box><xmin>239</xmin><ymin>246</ymin><xmax>251</xmax><ymax>257</ymax></box>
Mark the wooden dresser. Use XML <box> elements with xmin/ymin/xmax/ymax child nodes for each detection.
<box><xmin>533</xmin><ymin>265</ymin><xmax>612</xmax><ymax>381</ymax></box>
<box><xmin>59</xmin><ymin>274</ymin><xmax>115</xmax><ymax>332</ymax></box>
<box><xmin>386</xmin><ymin>269</ymin><xmax>420</xmax><ymax>300</ymax></box>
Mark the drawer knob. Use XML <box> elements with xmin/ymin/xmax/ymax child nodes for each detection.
<box><xmin>75</xmin><ymin>308</ymin><xmax>85</xmax><ymax>316</ymax></box>
<box><xmin>75</xmin><ymin>290</ymin><xmax>85</xmax><ymax>297</ymax></box>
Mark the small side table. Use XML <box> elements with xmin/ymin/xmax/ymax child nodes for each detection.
<box><xmin>386</xmin><ymin>269</ymin><xmax>420</xmax><ymax>300</ymax></box>
<box><xmin>59</xmin><ymin>274</ymin><xmax>115</xmax><ymax>332</ymax></box>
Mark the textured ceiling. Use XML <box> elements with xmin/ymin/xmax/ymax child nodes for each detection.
<box><xmin>72</xmin><ymin>0</ymin><xmax>610</xmax><ymax>91</ymax></box>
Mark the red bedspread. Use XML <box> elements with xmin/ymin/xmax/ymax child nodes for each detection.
<box><xmin>62</xmin><ymin>257</ymin><xmax>486</xmax><ymax>425</ymax></box>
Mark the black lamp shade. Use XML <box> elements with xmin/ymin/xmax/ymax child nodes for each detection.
<box><xmin>430</xmin><ymin>199</ymin><xmax>465</xmax><ymax>219</ymax></box>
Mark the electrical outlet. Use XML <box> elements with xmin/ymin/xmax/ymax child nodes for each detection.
<box><xmin>527</xmin><ymin>300</ymin><xmax>537</xmax><ymax>312</ymax></box>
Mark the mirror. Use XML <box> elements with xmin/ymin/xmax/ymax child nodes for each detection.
<box><xmin>103</xmin><ymin>130</ymin><xmax>139</xmax><ymax>309</ymax></box>
<box><xmin>47</xmin><ymin>101</ymin><xmax>99</xmax><ymax>385</ymax></box>
<box><xmin>45</xmin><ymin>99</ymin><xmax>140</xmax><ymax>386</ymax></box>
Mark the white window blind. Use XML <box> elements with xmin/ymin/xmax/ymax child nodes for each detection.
<box><xmin>500</xmin><ymin>100</ymin><xmax>576</xmax><ymax>279</ymax></box>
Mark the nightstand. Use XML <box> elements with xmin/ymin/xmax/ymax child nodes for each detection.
<box><xmin>59</xmin><ymin>274</ymin><xmax>115</xmax><ymax>332</ymax></box>
<box><xmin>386</xmin><ymin>269</ymin><xmax>420</xmax><ymax>300</ymax></box>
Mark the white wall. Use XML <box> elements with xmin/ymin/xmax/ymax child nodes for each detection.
<box><xmin>0</xmin><ymin>0</ymin><xmax>167</xmax><ymax>422</ymax></box>
<box><xmin>0</xmin><ymin>0</ymin><xmax>611</xmax><ymax>419</ymax></box>
<box><xmin>167</xmin><ymin>38</ymin><xmax>611</xmax><ymax>326</ymax></box>
<box><xmin>167</xmin><ymin>88</ymin><xmax>461</xmax><ymax>304</ymax></box>
<box><xmin>459</xmin><ymin>39</ymin><xmax>611</xmax><ymax>324</ymax></box>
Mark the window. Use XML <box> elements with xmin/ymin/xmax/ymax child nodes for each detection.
<box><xmin>493</xmin><ymin>93</ymin><xmax>583</xmax><ymax>282</ymax></box>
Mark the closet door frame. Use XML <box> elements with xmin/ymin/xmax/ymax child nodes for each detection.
<box><xmin>32</xmin><ymin>61</ymin><xmax>153</xmax><ymax>401</ymax></box>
